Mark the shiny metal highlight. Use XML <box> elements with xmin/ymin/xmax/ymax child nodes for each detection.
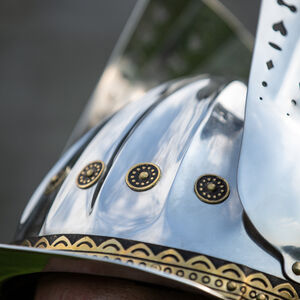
<box><xmin>15</xmin><ymin>78</ymin><xmax>285</xmax><ymax>282</ymax></box>
<box><xmin>238</xmin><ymin>0</ymin><xmax>300</xmax><ymax>283</ymax></box>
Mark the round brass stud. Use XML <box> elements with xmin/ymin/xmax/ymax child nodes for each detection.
<box><xmin>51</xmin><ymin>175</ymin><xmax>59</xmax><ymax>184</ymax></box>
<box><xmin>207</xmin><ymin>183</ymin><xmax>216</xmax><ymax>191</ymax></box>
<box><xmin>126</xmin><ymin>163</ymin><xmax>160</xmax><ymax>191</ymax></box>
<box><xmin>77</xmin><ymin>161</ymin><xmax>105</xmax><ymax>189</ymax></box>
<box><xmin>292</xmin><ymin>262</ymin><xmax>300</xmax><ymax>275</ymax></box>
<box><xmin>139</xmin><ymin>171</ymin><xmax>149</xmax><ymax>180</ymax></box>
<box><xmin>45</xmin><ymin>167</ymin><xmax>70</xmax><ymax>194</ymax></box>
<box><xmin>256</xmin><ymin>294</ymin><xmax>266</xmax><ymax>300</ymax></box>
<box><xmin>194</xmin><ymin>174</ymin><xmax>229</xmax><ymax>204</ymax></box>
<box><xmin>227</xmin><ymin>281</ymin><xmax>237</xmax><ymax>291</ymax></box>
<box><xmin>86</xmin><ymin>169</ymin><xmax>94</xmax><ymax>177</ymax></box>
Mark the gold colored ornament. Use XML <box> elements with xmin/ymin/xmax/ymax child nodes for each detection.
<box><xmin>292</xmin><ymin>262</ymin><xmax>300</xmax><ymax>275</ymax></box>
<box><xmin>194</xmin><ymin>174</ymin><xmax>229</xmax><ymax>204</ymax></box>
<box><xmin>227</xmin><ymin>281</ymin><xmax>237</xmax><ymax>291</ymax></box>
<box><xmin>256</xmin><ymin>294</ymin><xmax>267</xmax><ymax>300</ymax></box>
<box><xmin>77</xmin><ymin>161</ymin><xmax>105</xmax><ymax>189</ymax></box>
<box><xmin>126</xmin><ymin>163</ymin><xmax>160</xmax><ymax>191</ymax></box>
<box><xmin>22</xmin><ymin>235</ymin><xmax>299</xmax><ymax>300</ymax></box>
<box><xmin>45</xmin><ymin>167</ymin><xmax>70</xmax><ymax>194</ymax></box>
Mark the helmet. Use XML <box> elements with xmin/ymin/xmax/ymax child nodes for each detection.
<box><xmin>1</xmin><ymin>0</ymin><xmax>300</xmax><ymax>299</ymax></box>
<box><xmin>1</xmin><ymin>75</ymin><xmax>299</xmax><ymax>299</ymax></box>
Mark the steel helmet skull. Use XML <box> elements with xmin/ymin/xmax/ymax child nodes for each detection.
<box><xmin>1</xmin><ymin>0</ymin><xmax>300</xmax><ymax>299</ymax></box>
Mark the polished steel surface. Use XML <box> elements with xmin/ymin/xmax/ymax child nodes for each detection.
<box><xmin>21</xmin><ymin>78</ymin><xmax>283</xmax><ymax>279</ymax></box>
<box><xmin>17</xmin><ymin>82</ymin><xmax>167</xmax><ymax>238</ymax></box>
<box><xmin>0</xmin><ymin>0</ymin><xmax>278</xmax><ymax>294</ymax></box>
<box><xmin>238</xmin><ymin>0</ymin><xmax>300</xmax><ymax>283</ymax></box>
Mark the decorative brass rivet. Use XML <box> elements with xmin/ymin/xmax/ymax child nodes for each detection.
<box><xmin>256</xmin><ymin>294</ymin><xmax>266</xmax><ymax>300</ymax></box>
<box><xmin>139</xmin><ymin>171</ymin><xmax>149</xmax><ymax>180</ymax></box>
<box><xmin>126</xmin><ymin>163</ymin><xmax>160</xmax><ymax>191</ymax></box>
<box><xmin>150</xmin><ymin>264</ymin><xmax>161</xmax><ymax>271</ymax></box>
<box><xmin>227</xmin><ymin>281</ymin><xmax>237</xmax><ymax>291</ymax></box>
<box><xmin>194</xmin><ymin>174</ymin><xmax>230</xmax><ymax>204</ymax></box>
<box><xmin>45</xmin><ymin>167</ymin><xmax>70</xmax><ymax>194</ymax></box>
<box><xmin>50</xmin><ymin>175</ymin><xmax>59</xmax><ymax>184</ymax></box>
<box><xmin>86</xmin><ymin>169</ymin><xmax>94</xmax><ymax>177</ymax></box>
<box><xmin>292</xmin><ymin>262</ymin><xmax>300</xmax><ymax>275</ymax></box>
<box><xmin>77</xmin><ymin>161</ymin><xmax>105</xmax><ymax>189</ymax></box>
<box><xmin>207</xmin><ymin>183</ymin><xmax>216</xmax><ymax>191</ymax></box>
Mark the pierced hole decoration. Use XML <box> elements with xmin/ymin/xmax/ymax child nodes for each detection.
<box><xmin>277</xmin><ymin>0</ymin><xmax>297</xmax><ymax>13</ymax></box>
<box><xmin>266</xmin><ymin>60</ymin><xmax>274</xmax><ymax>70</ymax></box>
<box><xmin>126</xmin><ymin>163</ymin><xmax>161</xmax><ymax>191</ymax></box>
<box><xmin>77</xmin><ymin>161</ymin><xmax>105</xmax><ymax>189</ymax></box>
<box><xmin>268</xmin><ymin>41</ymin><xmax>282</xmax><ymax>51</ymax></box>
<box><xmin>272</xmin><ymin>21</ymin><xmax>288</xmax><ymax>36</ymax></box>
<box><xmin>194</xmin><ymin>174</ymin><xmax>230</xmax><ymax>204</ymax></box>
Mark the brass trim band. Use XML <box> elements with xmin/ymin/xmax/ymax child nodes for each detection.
<box><xmin>22</xmin><ymin>235</ymin><xmax>299</xmax><ymax>300</ymax></box>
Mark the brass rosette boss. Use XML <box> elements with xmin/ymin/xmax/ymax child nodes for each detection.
<box><xmin>126</xmin><ymin>162</ymin><xmax>161</xmax><ymax>191</ymax></box>
<box><xmin>45</xmin><ymin>166</ymin><xmax>71</xmax><ymax>195</ymax></box>
<box><xmin>77</xmin><ymin>161</ymin><xmax>105</xmax><ymax>189</ymax></box>
<box><xmin>194</xmin><ymin>174</ymin><xmax>229</xmax><ymax>204</ymax></box>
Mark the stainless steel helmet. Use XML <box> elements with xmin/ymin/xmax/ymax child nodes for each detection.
<box><xmin>1</xmin><ymin>0</ymin><xmax>300</xmax><ymax>299</ymax></box>
<box><xmin>0</xmin><ymin>75</ymin><xmax>298</xmax><ymax>299</ymax></box>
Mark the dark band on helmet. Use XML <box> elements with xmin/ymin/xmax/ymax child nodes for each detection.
<box><xmin>20</xmin><ymin>234</ymin><xmax>300</xmax><ymax>300</ymax></box>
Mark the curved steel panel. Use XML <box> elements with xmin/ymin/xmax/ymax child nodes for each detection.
<box><xmin>238</xmin><ymin>0</ymin><xmax>300</xmax><ymax>283</ymax></box>
<box><xmin>39</xmin><ymin>78</ymin><xmax>283</xmax><ymax>279</ymax></box>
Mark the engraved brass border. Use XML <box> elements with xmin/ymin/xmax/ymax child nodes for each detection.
<box><xmin>125</xmin><ymin>162</ymin><xmax>161</xmax><ymax>191</ymax></box>
<box><xmin>194</xmin><ymin>174</ymin><xmax>230</xmax><ymax>204</ymax></box>
<box><xmin>76</xmin><ymin>161</ymin><xmax>105</xmax><ymax>189</ymax></box>
<box><xmin>22</xmin><ymin>235</ymin><xmax>299</xmax><ymax>300</ymax></box>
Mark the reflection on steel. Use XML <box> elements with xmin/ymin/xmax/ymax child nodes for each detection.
<box><xmin>238</xmin><ymin>0</ymin><xmax>300</xmax><ymax>284</ymax></box>
<box><xmin>17</xmin><ymin>77</ymin><xmax>285</xmax><ymax>280</ymax></box>
<box><xmin>66</xmin><ymin>0</ymin><xmax>253</xmax><ymax>147</ymax></box>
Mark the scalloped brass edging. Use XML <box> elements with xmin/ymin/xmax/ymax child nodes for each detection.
<box><xmin>21</xmin><ymin>236</ymin><xmax>298</xmax><ymax>300</ymax></box>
